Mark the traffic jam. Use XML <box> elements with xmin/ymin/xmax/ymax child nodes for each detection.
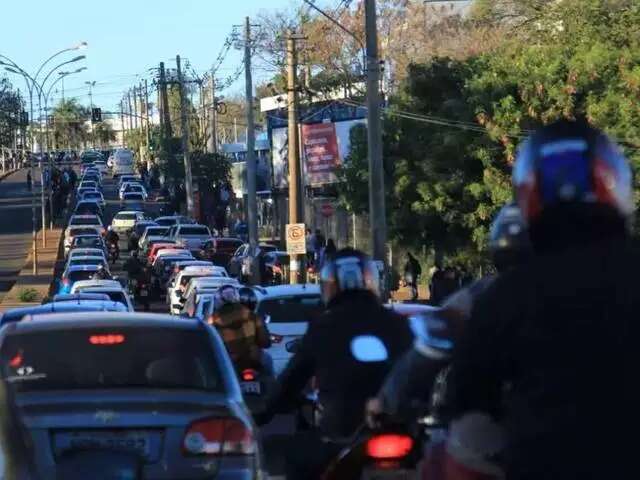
<box><xmin>0</xmin><ymin>149</ymin><xmax>435</xmax><ymax>479</ymax></box>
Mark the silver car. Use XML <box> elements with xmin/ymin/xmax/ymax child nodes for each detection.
<box><xmin>1</xmin><ymin>313</ymin><xmax>263</xmax><ymax>479</ymax></box>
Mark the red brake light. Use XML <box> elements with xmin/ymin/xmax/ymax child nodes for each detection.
<box><xmin>62</xmin><ymin>278</ymin><xmax>70</xmax><ymax>286</ymax></box>
<box><xmin>241</xmin><ymin>369</ymin><xmax>257</xmax><ymax>381</ymax></box>
<box><xmin>366</xmin><ymin>434</ymin><xmax>414</xmax><ymax>459</ymax></box>
<box><xmin>89</xmin><ymin>334</ymin><xmax>125</xmax><ymax>345</ymax></box>
<box><xmin>183</xmin><ymin>417</ymin><xmax>254</xmax><ymax>456</ymax></box>
<box><xmin>270</xmin><ymin>334</ymin><xmax>283</xmax><ymax>344</ymax></box>
<box><xmin>9</xmin><ymin>352</ymin><xmax>23</xmax><ymax>368</ymax></box>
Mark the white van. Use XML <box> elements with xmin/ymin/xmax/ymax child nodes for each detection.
<box><xmin>111</xmin><ymin>148</ymin><xmax>135</xmax><ymax>177</ymax></box>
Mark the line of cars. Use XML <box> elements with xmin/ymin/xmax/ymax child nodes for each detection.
<box><xmin>0</xmin><ymin>158</ymin><xmax>271</xmax><ymax>478</ymax></box>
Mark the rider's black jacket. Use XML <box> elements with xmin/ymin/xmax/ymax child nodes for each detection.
<box><xmin>264</xmin><ymin>290</ymin><xmax>413</xmax><ymax>439</ymax></box>
<box><xmin>449</xmin><ymin>237</ymin><xmax>639</xmax><ymax>480</ymax></box>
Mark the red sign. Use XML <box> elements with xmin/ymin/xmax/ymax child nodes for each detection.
<box><xmin>320</xmin><ymin>203</ymin><xmax>334</xmax><ymax>217</ymax></box>
<box><xmin>301</xmin><ymin>122</ymin><xmax>340</xmax><ymax>185</ymax></box>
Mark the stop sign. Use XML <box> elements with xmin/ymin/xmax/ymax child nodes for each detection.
<box><xmin>320</xmin><ymin>203</ymin><xmax>334</xmax><ymax>217</ymax></box>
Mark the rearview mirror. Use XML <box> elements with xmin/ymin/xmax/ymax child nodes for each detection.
<box><xmin>285</xmin><ymin>339</ymin><xmax>301</xmax><ymax>354</ymax></box>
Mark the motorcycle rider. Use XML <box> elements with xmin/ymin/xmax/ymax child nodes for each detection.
<box><xmin>91</xmin><ymin>264</ymin><xmax>110</xmax><ymax>280</ymax></box>
<box><xmin>123</xmin><ymin>250</ymin><xmax>144</xmax><ymax>289</ymax></box>
<box><xmin>105</xmin><ymin>227</ymin><xmax>120</xmax><ymax>261</ymax></box>
<box><xmin>447</xmin><ymin>120</ymin><xmax>637</xmax><ymax>480</ymax></box>
<box><xmin>208</xmin><ymin>284</ymin><xmax>271</xmax><ymax>370</ymax></box>
<box><xmin>257</xmin><ymin>248</ymin><xmax>414</xmax><ymax>480</ymax></box>
<box><xmin>368</xmin><ymin>202</ymin><xmax>531</xmax><ymax>422</ymax></box>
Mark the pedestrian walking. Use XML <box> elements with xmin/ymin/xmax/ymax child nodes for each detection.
<box><xmin>26</xmin><ymin>171</ymin><xmax>32</xmax><ymax>192</ymax></box>
<box><xmin>403</xmin><ymin>252</ymin><xmax>422</xmax><ymax>300</ymax></box>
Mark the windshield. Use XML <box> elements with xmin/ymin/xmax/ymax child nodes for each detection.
<box><xmin>155</xmin><ymin>218</ymin><xmax>177</xmax><ymax>226</ymax></box>
<box><xmin>70</xmin><ymin>217</ymin><xmax>100</xmax><ymax>226</ymax></box>
<box><xmin>257</xmin><ymin>295</ymin><xmax>323</xmax><ymax>323</ymax></box>
<box><xmin>73</xmin><ymin>237</ymin><xmax>102</xmax><ymax>248</ymax></box>
<box><xmin>124</xmin><ymin>193</ymin><xmax>143</xmax><ymax>200</ymax></box>
<box><xmin>115</xmin><ymin>213</ymin><xmax>137</xmax><ymax>221</ymax></box>
<box><xmin>75</xmin><ymin>204</ymin><xmax>100</xmax><ymax>215</ymax></box>
<box><xmin>69</xmin><ymin>258</ymin><xmax>103</xmax><ymax>267</ymax></box>
<box><xmin>144</xmin><ymin>227</ymin><xmax>170</xmax><ymax>237</ymax></box>
<box><xmin>2</xmin><ymin>328</ymin><xmax>221</xmax><ymax>392</ymax></box>
<box><xmin>179</xmin><ymin>226</ymin><xmax>210</xmax><ymax>236</ymax></box>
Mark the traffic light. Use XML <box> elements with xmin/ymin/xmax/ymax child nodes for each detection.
<box><xmin>91</xmin><ymin>107</ymin><xmax>102</xmax><ymax>123</ymax></box>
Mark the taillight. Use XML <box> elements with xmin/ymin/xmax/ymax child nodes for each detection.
<box><xmin>241</xmin><ymin>369</ymin><xmax>257</xmax><ymax>381</ymax></box>
<box><xmin>183</xmin><ymin>417</ymin><xmax>254</xmax><ymax>456</ymax></box>
<box><xmin>89</xmin><ymin>334</ymin><xmax>125</xmax><ymax>345</ymax></box>
<box><xmin>62</xmin><ymin>278</ymin><xmax>70</xmax><ymax>286</ymax></box>
<box><xmin>270</xmin><ymin>334</ymin><xmax>283</xmax><ymax>344</ymax></box>
<box><xmin>366</xmin><ymin>434</ymin><xmax>414</xmax><ymax>459</ymax></box>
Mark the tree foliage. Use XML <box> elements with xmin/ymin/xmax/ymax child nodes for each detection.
<box><xmin>338</xmin><ymin>0</ymin><xmax>640</xmax><ymax>267</ymax></box>
<box><xmin>0</xmin><ymin>78</ymin><xmax>22</xmax><ymax>150</ymax></box>
<box><xmin>52</xmin><ymin>99</ymin><xmax>89</xmax><ymax>150</ymax></box>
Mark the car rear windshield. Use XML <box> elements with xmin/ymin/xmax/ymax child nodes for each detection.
<box><xmin>70</xmin><ymin>228</ymin><xmax>96</xmax><ymax>236</ymax></box>
<box><xmin>145</xmin><ymin>227</ymin><xmax>170</xmax><ymax>237</ymax></box>
<box><xmin>70</xmin><ymin>217</ymin><xmax>100</xmax><ymax>226</ymax></box>
<box><xmin>87</xmin><ymin>290</ymin><xmax>126</xmax><ymax>306</ymax></box>
<box><xmin>257</xmin><ymin>295</ymin><xmax>323</xmax><ymax>323</ymax></box>
<box><xmin>2</xmin><ymin>328</ymin><xmax>221</xmax><ymax>392</ymax></box>
<box><xmin>115</xmin><ymin>213</ymin><xmax>137</xmax><ymax>220</ymax></box>
<box><xmin>68</xmin><ymin>270</ymin><xmax>97</xmax><ymax>282</ymax></box>
<box><xmin>125</xmin><ymin>193</ymin><xmax>143</xmax><ymax>200</ymax></box>
<box><xmin>73</xmin><ymin>238</ymin><xmax>101</xmax><ymax>248</ymax></box>
<box><xmin>70</xmin><ymin>259</ymin><xmax>103</xmax><ymax>267</ymax></box>
<box><xmin>179</xmin><ymin>226</ymin><xmax>210</xmax><ymax>236</ymax></box>
<box><xmin>75</xmin><ymin>204</ymin><xmax>100</xmax><ymax>215</ymax></box>
<box><xmin>155</xmin><ymin>218</ymin><xmax>177</xmax><ymax>226</ymax></box>
<box><xmin>84</xmin><ymin>192</ymin><xmax>101</xmax><ymax>198</ymax></box>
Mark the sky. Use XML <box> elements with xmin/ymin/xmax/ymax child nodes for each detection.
<box><xmin>0</xmin><ymin>0</ymin><xmax>297</xmax><ymax>113</ymax></box>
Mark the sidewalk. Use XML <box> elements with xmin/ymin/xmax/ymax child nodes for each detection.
<box><xmin>0</xmin><ymin>227</ymin><xmax>64</xmax><ymax>310</ymax></box>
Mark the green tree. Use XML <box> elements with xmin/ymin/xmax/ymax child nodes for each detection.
<box><xmin>93</xmin><ymin>122</ymin><xmax>116</xmax><ymax>148</ymax></box>
<box><xmin>0</xmin><ymin>79</ymin><xmax>22</xmax><ymax>150</ymax></box>
<box><xmin>52</xmin><ymin>99</ymin><xmax>88</xmax><ymax>150</ymax></box>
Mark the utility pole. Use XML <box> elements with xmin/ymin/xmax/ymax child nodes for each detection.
<box><xmin>119</xmin><ymin>100</ymin><xmax>125</xmax><ymax>147</ymax></box>
<box><xmin>127</xmin><ymin>92</ymin><xmax>133</xmax><ymax>132</ymax></box>
<box><xmin>365</xmin><ymin>0</ymin><xmax>387</xmax><ymax>286</ymax></box>
<box><xmin>132</xmin><ymin>86</ymin><xmax>139</xmax><ymax>130</ymax></box>
<box><xmin>287</xmin><ymin>30</ymin><xmax>304</xmax><ymax>284</ymax></box>
<box><xmin>144</xmin><ymin>79</ymin><xmax>151</xmax><ymax>165</ymax></box>
<box><xmin>176</xmin><ymin>55</ymin><xmax>195</xmax><ymax>218</ymax></box>
<box><xmin>208</xmin><ymin>72</ymin><xmax>217</xmax><ymax>153</ymax></box>
<box><xmin>159</xmin><ymin>62</ymin><xmax>172</xmax><ymax>138</ymax></box>
<box><xmin>244</xmin><ymin>17</ymin><xmax>258</xmax><ymax>262</ymax></box>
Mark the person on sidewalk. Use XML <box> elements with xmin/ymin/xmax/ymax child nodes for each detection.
<box><xmin>403</xmin><ymin>252</ymin><xmax>422</xmax><ymax>301</ymax></box>
<box><xmin>26</xmin><ymin>171</ymin><xmax>32</xmax><ymax>192</ymax></box>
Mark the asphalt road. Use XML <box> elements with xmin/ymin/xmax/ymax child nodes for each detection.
<box><xmin>0</xmin><ymin>168</ymin><xmax>45</xmax><ymax>301</ymax></box>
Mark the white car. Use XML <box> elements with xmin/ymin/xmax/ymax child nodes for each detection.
<box><xmin>119</xmin><ymin>182</ymin><xmax>148</xmax><ymax>200</ymax></box>
<box><xmin>111</xmin><ymin>211</ymin><xmax>146</xmax><ymax>235</ymax></box>
<box><xmin>68</xmin><ymin>214</ymin><xmax>105</xmax><ymax>235</ymax></box>
<box><xmin>152</xmin><ymin>249</ymin><xmax>193</xmax><ymax>268</ymax></box>
<box><xmin>168</xmin><ymin>266</ymin><xmax>228</xmax><ymax>315</ymax></box>
<box><xmin>139</xmin><ymin>226</ymin><xmax>172</xmax><ymax>251</ymax></box>
<box><xmin>112</xmin><ymin>148</ymin><xmax>135</xmax><ymax>177</ymax></box>
<box><xmin>256</xmin><ymin>284</ymin><xmax>323</xmax><ymax>375</ymax></box>
<box><xmin>70</xmin><ymin>280</ymin><xmax>134</xmax><ymax>312</ymax></box>
<box><xmin>117</xmin><ymin>174</ymin><xmax>139</xmax><ymax>188</ymax></box>
<box><xmin>171</xmin><ymin>275</ymin><xmax>237</xmax><ymax>315</ymax></box>
<box><xmin>93</xmin><ymin>159</ymin><xmax>108</xmax><ymax>174</ymax></box>
<box><xmin>64</xmin><ymin>226</ymin><xmax>104</xmax><ymax>253</ymax></box>
<box><xmin>182</xmin><ymin>292</ymin><xmax>216</xmax><ymax>319</ymax></box>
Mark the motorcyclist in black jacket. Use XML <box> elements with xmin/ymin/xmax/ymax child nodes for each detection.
<box><xmin>258</xmin><ymin>248</ymin><xmax>414</xmax><ymax>479</ymax></box>
<box><xmin>369</xmin><ymin>202</ymin><xmax>532</xmax><ymax>427</ymax></box>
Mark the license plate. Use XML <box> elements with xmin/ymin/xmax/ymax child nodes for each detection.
<box><xmin>241</xmin><ymin>381</ymin><xmax>261</xmax><ymax>394</ymax></box>
<box><xmin>362</xmin><ymin>469</ymin><xmax>415</xmax><ymax>480</ymax></box>
<box><xmin>55</xmin><ymin>430</ymin><xmax>151</xmax><ymax>457</ymax></box>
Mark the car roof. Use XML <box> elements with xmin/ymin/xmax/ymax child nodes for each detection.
<box><xmin>70</xmin><ymin>214</ymin><xmax>100</xmax><ymax>220</ymax></box>
<box><xmin>53</xmin><ymin>293</ymin><xmax>111</xmax><ymax>302</ymax></box>
<box><xmin>69</xmin><ymin>248</ymin><xmax>105</xmax><ymax>255</ymax></box>
<box><xmin>155</xmin><ymin>249</ymin><xmax>192</xmax><ymax>258</ymax></box>
<box><xmin>71</xmin><ymin>279</ymin><xmax>122</xmax><ymax>290</ymax></box>
<box><xmin>68</xmin><ymin>256</ymin><xmax>105</xmax><ymax>262</ymax></box>
<box><xmin>182</xmin><ymin>265</ymin><xmax>225</xmax><ymax>273</ymax></box>
<box><xmin>258</xmin><ymin>284</ymin><xmax>321</xmax><ymax>298</ymax></box>
<box><xmin>115</xmin><ymin>210</ymin><xmax>143</xmax><ymax>215</ymax></box>
<box><xmin>4</xmin><ymin>312</ymin><xmax>203</xmax><ymax>333</ymax></box>
<box><xmin>176</xmin><ymin>260</ymin><xmax>213</xmax><ymax>266</ymax></box>
<box><xmin>0</xmin><ymin>302</ymin><xmax>127</xmax><ymax>325</ymax></box>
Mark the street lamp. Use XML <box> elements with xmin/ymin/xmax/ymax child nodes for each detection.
<box><xmin>57</xmin><ymin>66</ymin><xmax>87</xmax><ymax>102</ymax></box>
<box><xmin>0</xmin><ymin>44</ymin><xmax>87</xmax><ymax>262</ymax></box>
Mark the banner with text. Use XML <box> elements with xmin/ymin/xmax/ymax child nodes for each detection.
<box><xmin>302</xmin><ymin>122</ymin><xmax>340</xmax><ymax>185</ymax></box>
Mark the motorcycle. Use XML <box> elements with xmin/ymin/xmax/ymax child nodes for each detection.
<box><xmin>108</xmin><ymin>242</ymin><xmax>119</xmax><ymax>264</ymax></box>
<box><xmin>135</xmin><ymin>277</ymin><xmax>151</xmax><ymax>311</ymax></box>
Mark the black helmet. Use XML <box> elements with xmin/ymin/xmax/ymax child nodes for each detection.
<box><xmin>488</xmin><ymin>203</ymin><xmax>532</xmax><ymax>272</ymax></box>
<box><xmin>238</xmin><ymin>286</ymin><xmax>258</xmax><ymax>312</ymax></box>
<box><xmin>214</xmin><ymin>284</ymin><xmax>240</xmax><ymax>311</ymax></box>
<box><xmin>319</xmin><ymin>248</ymin><xmax>380</xmax><ymax>304</ymax></box>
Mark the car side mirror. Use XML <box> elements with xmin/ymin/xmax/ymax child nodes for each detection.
<box><xmin>285</xmin><ymin>339</ymin><xmax>301</xmax><ymax>354</ymax></box>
